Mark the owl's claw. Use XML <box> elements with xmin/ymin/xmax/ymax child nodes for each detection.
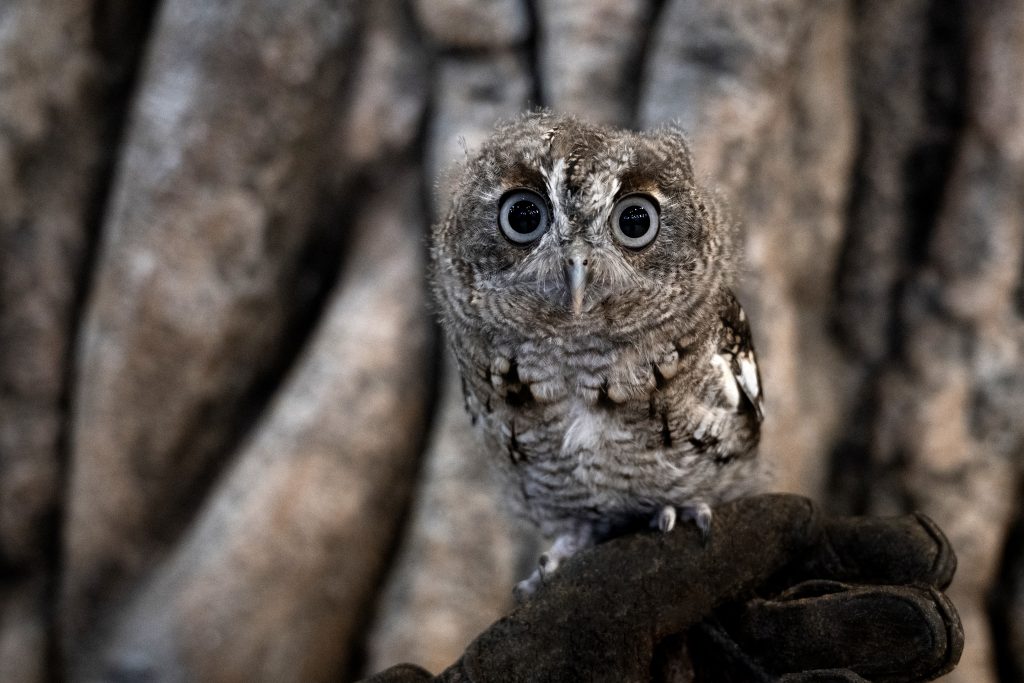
<box><xmin>656</xmin><ymin>505</ymin><xmax>677</xmax><ymax>532</ymax></box>
<box><xmin>514</xmin><ymin>528</ymin><xmax>596</xmax><ymax>601</ymax></box>
<box><xmin>653</xmin><ymin>503</ymin><xmax>712</xmax><ymax>543</ymax></box>
<box><xmin>681</xmin><ymin>503</ymin><xmax>713</xmax><ymax>544</ymax></box>
<box><xmin>512</xmin><ymin>553</ymin><xmax>560</xmax><ymax>602</ymax></box>
<box><xmin>514</xmin><ymin>570</ymin><xmax>543</xmax><ymax>602</ymax></box>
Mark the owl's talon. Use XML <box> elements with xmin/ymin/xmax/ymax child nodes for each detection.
<box><xmin>517</xmin><ymin>528</ymin><xmax>596</xmax><ymax>595</ymax></box>
<box><xmin>680</xmin><ymin>503</ymin><xmax>713</xmax><ymax>544</ymax></box>
<box><xmin>539</xmin><ymin>554</ymin><xmax>562</xmax><ymax>580</ymax></box>
<box><xmin>657</xmin><ymin>505</ymin><xmax>677</xmax><ymax>533</ymax></box>
<box><xmin>515</xmin><ymin>551</ymin><xmax>559</xmax><ymax>601</ymax></box>
<box><xmin>514</xmin><ymin>570</ymin><xmax>543</xmax><ymax>602</ymax></box>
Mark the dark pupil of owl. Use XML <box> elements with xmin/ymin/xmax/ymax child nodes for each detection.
<box><xmin>508</xmin><ymin>200</ymin><xmax>542</xmax><ymax>234</ymax></box>
<box><xmin>619</xmin><ymin>205</ymin><xmax>651</xmax><ymax>238</ymax></box>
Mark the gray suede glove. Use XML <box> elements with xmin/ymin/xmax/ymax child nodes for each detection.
<box><xmin>362</xmin><ymin>494</ymin><xmax>962</xmax><ymax>683</ymax></box>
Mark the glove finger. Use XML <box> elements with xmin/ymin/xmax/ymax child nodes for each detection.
<box><xmin>804</xmin><ymin>512</ymin><xmax>956</xmax><ymax>588</ymax></box>
<box><xmin>779</xmin><ymin>670</ymin><xmax>869</xmax><ymax>682</ymax></box>
<box><xmin>684</xmin><ymin>619</ymin><xmax>775</xmax><ymax>682</ymax></box>
<box><xmin>359</xmin><ymin>663</ymin><xmax>433</xmax><ymax>682</ymax></box>
<box><xmin>727</xmin><ymin>582</ymin><xmax>963</xmax><ymax>683</ymax></box>
<box><xmin>684</xmin><ymin>621</ymin><xmax>871</xmax><ymax>683</ymax></box>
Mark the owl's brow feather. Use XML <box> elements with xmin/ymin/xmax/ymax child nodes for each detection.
<box><xmin>540</xmin><ymin>157</ymin><xmax>571</xmax><ymax>241</ymax></box>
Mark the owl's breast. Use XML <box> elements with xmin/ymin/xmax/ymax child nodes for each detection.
<box><xmin>460</xmin><ymin>332</ymin><xmax>637</xmax><ymax>454</ymax></box>
<box><xmin>455</xmin><ymin>327</ymin><xmax>761</xmax><ymax>531</ymax></box>
<box><xmin>462</xmin><ymin>336</ymin><xmax>661</xmax><ymax>486</ymax></box>
<box><xmin>481</xmin><ymin>333</ymin><xmax>662</xmax><ymax>406</ymax></box>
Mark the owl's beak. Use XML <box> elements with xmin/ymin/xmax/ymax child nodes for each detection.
<box><xmin>564</xmin><ymin>251</ymin><xmax>589</xmax><ymax>316</ymax></box>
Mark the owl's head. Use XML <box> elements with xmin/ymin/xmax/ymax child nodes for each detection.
<box><xmin>431</xmin><ymin>112</ymin><xmax>735</xmax><ymax>341</ymax></box>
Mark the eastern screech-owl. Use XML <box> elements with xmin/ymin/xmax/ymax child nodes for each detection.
<box><xmin>430</xmin><ymin>113</ymin><xmax>766</xmax><ymax>596</ymax></box>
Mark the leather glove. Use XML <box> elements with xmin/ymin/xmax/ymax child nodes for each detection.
<box><xmin>362</xmin><ymin>494</ymin><xmax>963</xmax><ymax>682</ymax></box>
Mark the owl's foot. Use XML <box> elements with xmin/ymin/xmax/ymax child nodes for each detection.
<box><xmin>514</xmin><ymin>570</ymin><xmax>543</xmax><ymax>601</ymax></box>
<box><xmin>654</xmin><ymin>503</ymin><xmax>712</xmax><ymax>543</ymax></box>
<box><xmin>514</xmin><ymin>528</ymin><xmax>596</xmax><ymax>601</ymax></box>
<box><xmin>656</xmin><ymin>505</ymin><xmax>677</xmax><ymax>532</ymax></box>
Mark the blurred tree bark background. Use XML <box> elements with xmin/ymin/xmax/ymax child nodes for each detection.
<box><xmin>1</xmin><ymin>0</ymin><xmax>1022</xmax><ymax>681</ymax></box>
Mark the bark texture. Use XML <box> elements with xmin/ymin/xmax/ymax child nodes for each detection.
<box><xmin>1</xmin><ymin>1</ymin><xmax>1022</xmax><ymax>681</ymax></box>
<box><xmin>62</xmin><ymin>0</ymin><xmax>360</xmax><ymax>669</ymax></box>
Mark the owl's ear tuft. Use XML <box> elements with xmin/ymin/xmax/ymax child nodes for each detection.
<box><xmin>653</xmin><ymin>120</ymin><xmax>692</xmax><ymax>145</ymax></box>
<box><xmin>487</xmin><ymin>109</ymin><xmax>560</xmax><ymax>146</ymax></box>
<box><xmin>647</xmin><ymin>124</ymin><xmax>696</xmax><ymax>178</ymax></box>
<box><xmin>433</xmin><ymin>159</ymin><xmax>470</xmax><ymax>219</ymax></box>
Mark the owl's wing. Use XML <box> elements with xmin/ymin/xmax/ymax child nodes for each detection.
<box><xmin>717</xmin><ymin>291</ymin><xmax>765</xmax><ymax>423</ymax></box>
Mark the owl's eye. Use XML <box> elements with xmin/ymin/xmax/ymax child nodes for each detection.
<box><xmin>499</xmin><ymin>189</ymin><xmax>549</xmax><ymax>244</ymax></box>
<box><xmin>611</xmin><ymin>194</ymin><xmax>660</xmax><ymax>249</ymax></box>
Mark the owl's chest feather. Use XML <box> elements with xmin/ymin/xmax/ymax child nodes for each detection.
<box><xmin>456</xmin><ymin>321</ymin><xmax>763</xmax><ymax>531</ymax></box>
<box><xmin>477</xmin><ymin>335</ymin><xmax>671</xmax><ymax>460</ymax></box>
<box><xmin>487</xmin><ymin>333</ymin><xmax>670</xmax><ymax>407</ymax></box>
<box><xmin>559</xmin><ymin>400</ymin><xmax>631</xmax><ymax>457</ymax></box>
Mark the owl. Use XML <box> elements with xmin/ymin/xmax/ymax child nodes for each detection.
<box><xmin>430</xmin><ymin>112</ymin><xmax>765</xmax><ymax>596</ymax></box>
